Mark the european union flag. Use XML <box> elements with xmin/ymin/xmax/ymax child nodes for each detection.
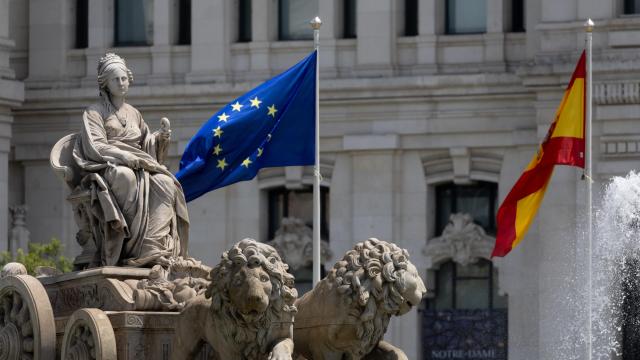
<box><xmin>176</xmin><ymin>51</ymin><xmax>317</xmax><ymax>202</ymax></box>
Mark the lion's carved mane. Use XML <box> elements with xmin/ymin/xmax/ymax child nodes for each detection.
<box><xmin>330</xmin><ymin>239</ymin><xmax>412</xmax><ymax>355</ymax></box>
<box><xmin>205</xmin><ymin>239</ymin><xmax>297</xmax><ymax>359</ymax></box>
<box><xmin>294</xmin><ymin>238</ymin><xmax>425</xmax><ymax>359</ymax></box>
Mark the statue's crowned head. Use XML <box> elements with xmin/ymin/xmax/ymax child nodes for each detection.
<box><xmin>97</xmin><ymin>53</ymin><xmax>134</xmax><ymax>95</ymax></box>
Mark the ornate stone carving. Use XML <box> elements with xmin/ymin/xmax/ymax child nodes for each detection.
<box><xmin>267</xmin><ymin>217</ymin><xmax>332</xmax><ymax>272</ymax></box>
<box><xmin>0</xmin><ymin>274</ymin><xmax>55</xmax><ymax>360</ymax></box>
<box><xmin>8</xmin><ymin>205</ymin><xmax>30</xmax><ymax>258</ymax></box>
<box><xmin>172</xmin><ymin>239</ymin><xmax>296</xmax><ymax>360</ymax></box>
<box><xmin>50</xmin><ymin>53</ymin><xmax>189</xmax><ymax>269</ymax></box>
<box><xmin>61</xmin><ymin>308</ymin><xmax>117</xmax><ymax>360</ymax></box>
<box><xmin>0</xmin><ymin>262</ymin><xmax>27</xmax><ymax>278</ymax></box>
<box><xmin>293</xmin><ymin>238</ymin><xmax>426</xmax><ymax>360</ymax></box>
<box><xmin>132</xmin><ymin>258</ymin><xmax>211</xmax><ymax>311</ymax></box>
<box><xmin>423</xmin><ymin>213</ymin><xmax>495</xmax><ymax>269</ymax></box>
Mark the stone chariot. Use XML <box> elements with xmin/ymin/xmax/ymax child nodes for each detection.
<box><xmin>0</xmin><ymin>52</ymin><xmax>426</xmax><ymax>360</ymax></box>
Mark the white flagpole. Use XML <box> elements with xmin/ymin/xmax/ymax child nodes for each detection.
<box><xmin>584</xmin><ymin>18</ymin><xmax>594</xmax><ymax>360</ymax></box>
<box><xmin>311</xmin><ymin>16</ymin><xmax>322</xmax><ymax>286</ymax></box>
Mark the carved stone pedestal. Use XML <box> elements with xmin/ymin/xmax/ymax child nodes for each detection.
<box><xmin>0</xmin><ymin>266</ymin><xmax>213</xmax><ymax>359</ymax></box>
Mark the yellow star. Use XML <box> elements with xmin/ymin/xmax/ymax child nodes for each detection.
<box><xmin>212</xmin><ymin>144</ymin><xmax>222</xmax><ymax>156</ymax></box>
<box><xmin>217</xmin><ymin>112</ymin><xmax>229</xmax><ymax>122</ymax></box>
<box><xmin>213</xmin><ymin>126</ymin><xmax>223</xmax><ymax>138</ymax></box>
<box><xmin>257</xmin><ymin>147</ymin><xmax>263</xmax><ymax>157</ymax></box>
<box><xmin>231</xmin><ymin>101</ymin><xmax>243</xmax><ymax>112</ymax></box>
<box><xmin>250</xmin><ymin>97</ymin><xmax>262</xmax><ymax>109</ymax></box>
<box><xmin>241</xmin><ymin>157</ymin><xmax>252</xmax><ymax>168</ymax></box>
<box><xmin>267</xmin><ymin>104</ymin><xmax>278</xmax><ymax>117</ymax></box>
<box><xmin>216</xmin><ymin>158</ymin><xmax>228</xmax><ymax>170</ymax></box>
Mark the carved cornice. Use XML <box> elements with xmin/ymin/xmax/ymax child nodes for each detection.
<box><xmin>423</xmin><ymin>213</ymin><xmax>495</xmax><ymax>269</ymax></box>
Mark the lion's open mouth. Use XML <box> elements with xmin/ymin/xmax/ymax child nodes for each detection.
<box><xmin>239</xmin><ymin>309</ymin><xmax>263</xmax><ymax>321</ymax></box>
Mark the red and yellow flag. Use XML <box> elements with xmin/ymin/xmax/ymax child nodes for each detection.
<box><xmin>492</xmin><ymin>51</ymin><xmax>586</xmax><ymax>257</ymax></box>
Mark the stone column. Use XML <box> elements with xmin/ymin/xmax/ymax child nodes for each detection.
<box><xmin>416</xmin><ymin>0</ymin><xmax>443</xmax><ymax>72</ymax></box>
<box><xmin>150</xmin><ymin>0</ymin><xmax>173</xmax><ymax>84</ymax></box>
<box><xmin>83</xmin><ymin>0</ymin><xmax>113</xmax><ymax>87</ymax></box>
<box><xmin>329</xmin><ymin>153</ymin><xmax>353</xmax><ymax>263</ymax></box>
<box><xmin>0</xmin><ymin>0</ymin><xmax>13</xmax><ymax>79</ymax></box>
<box><xmin>343</xmin><ymin>134</ymin><xmax>398</xmax><ymax>241</ymax></box>
<box><xmin>533</xmin><ymin>89</ymin><xmax>579</xmax><ymax>358</ymax></box>
<box><xmin>187</xmin><ymin>0</ymin><xmax>230</xmax><ymax>83</ymax></box>
<box><xmin>355</xmin><ymin>0</ymin><xmax>396</xmax><ymax>76</ymax></box>
<box><xmin>249</xmin><ymin>0</ymin><xmax>278</xmax><ymax>78</ymax></box>
<box><xmin>485</xmin><ymin>0</ymin><xmax>506</xmax><ymax>70</ymax></box>
<box><xmin>28</xmin><ymin>0</ymin><xmax>72</xmax><ymax>83</ymax></box>
<box><xmin>0</xmin><ymin>0</ymin><xmax>24</xmax><ymax>252</ymax></box>
<box><xmin>186</xmin><ymin>189</ymin><xmax>229</xmax><ymax>266</ymax></box>
<box><xmin>499</xmin><ymin>146</ymin><xmax>542</xmax><ymax>360</ymax></box>
<box><xmin>391</xmin><ymin>151</ymin><xmax>427</xmax><ymax>359</ymax></box>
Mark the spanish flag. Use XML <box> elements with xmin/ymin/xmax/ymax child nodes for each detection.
<box><xmin>492</xmin><ymin>51</ymin><xmax>586</xmax><ymax>257</ymax></box>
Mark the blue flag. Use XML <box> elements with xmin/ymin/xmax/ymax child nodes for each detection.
<box><xmin>176</xmin><ymin>51</ymin><xmax>317</xmax><ymax>202</ymax></box>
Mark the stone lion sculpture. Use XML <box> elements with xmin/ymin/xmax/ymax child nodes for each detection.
<box><xmin>172</xmin><ymin>239</ymin><xmax>297</xmax><ymax>360</ymax></box>
<box><xmin>293</xmin><ymin>238</ymin><xmax>426</xmax><ymax>360</ymax></box>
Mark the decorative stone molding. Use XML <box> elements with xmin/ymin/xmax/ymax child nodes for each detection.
<box><xmin>267</xmin><ymin>217</ymin><xmax>332</xmax><ymax>272</ymax></box>
<box><xmin>257</xmin><ymin>158</ymin><xmax>334</xmax><ymax>189</ymax></box>
<box><xmin>600</xmin><ymin>136</ymin><xmax>640</xmax><ymax>156</ymax></box>
<box><xmin>423</xmin><ymin>213</ymin><xmax>495</xmax><ymax>269</ymax></box>
<box><xmin>0</xmin><ymin>275</ymin><xmax>56</xmax><ymax>360</ymax></box>
<box><xmin>422</xmin><ymin>151</ymin><xmax>501</xmax><ymax>185</ymax></box>
<box><xmin>9</xmin><ymin>205</ymin><xmax>30</xmax><ymax>258</ymax></box>
<box><xmin>595</xmin><ymin>82</ymin><xmax>640</xmax><ymax>105</ymax></box>
<box><xmin>61</xmin><ymin>308</ymin><xmax>117</xmax><ymax>360</ymax></box>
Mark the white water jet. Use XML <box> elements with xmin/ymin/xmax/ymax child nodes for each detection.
<box><xmin>590</xmin><ymin>171</ymin><xmax>640</xmax><ymax>359</ymax></box>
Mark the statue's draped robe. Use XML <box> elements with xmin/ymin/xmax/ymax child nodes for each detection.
<box><xmin>73</xmin><ymin>102</ymin><xmax>189</xmax><ymax>266</ymax></box>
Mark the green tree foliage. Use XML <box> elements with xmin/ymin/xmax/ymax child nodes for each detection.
<box><xmin>0</xmin><ymin>239</ymin><xmax>73</xmax><ymax>275</ymax></box>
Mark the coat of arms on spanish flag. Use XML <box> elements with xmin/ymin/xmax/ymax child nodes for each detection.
<box><xmin>492</xmin><ymin>51</ymin><xmax>586</xmax><ymax>257</ymax></box>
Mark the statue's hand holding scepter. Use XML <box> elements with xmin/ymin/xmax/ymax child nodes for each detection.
<box><xmin>155</xmin><ymin>117</ymin><xmax>171</xmax><ymax>167</ymax></box>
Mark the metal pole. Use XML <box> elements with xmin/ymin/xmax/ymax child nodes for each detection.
<box><xmin>310</xmin><ymin>16</ymin><xmax>322</xmax><ymax>286</ymax></box>
<box><xmin>584</xmin><ymin>18</ymin><xmax>594</xmax><ymax>360</ymax></box>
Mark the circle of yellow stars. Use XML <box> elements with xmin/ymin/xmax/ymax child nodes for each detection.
<box><xmin>211</xmin><ymin>96</ymin><xmax>276</xmax><ymax>172</ymax></box>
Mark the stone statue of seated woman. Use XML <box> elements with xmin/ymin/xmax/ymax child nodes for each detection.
<box><xmin>50</xmin><ymin>53</ymin><xmax>189</xmax><ymax>268</ymax></box>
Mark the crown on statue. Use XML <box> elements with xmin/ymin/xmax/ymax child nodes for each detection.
<box><xmin>97</xmin><ymin>53</ymin><xmax>127</xmax><ymax>75</ymax></box>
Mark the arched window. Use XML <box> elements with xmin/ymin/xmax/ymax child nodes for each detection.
<box><xmin>266</xmin><ymin>185</ymin><xmax>330</xmax><ymax>295</ymax></box>
<box><xmin>435</xmin><ymin>181</ymin><xmax>497</xmax><ymax>236</ymax></box>
<box><xmin>427</xmin><ymin>259</ymin><xmax>506</xmax><ymax>311</ymax></box>
<box><xmin>267</xmin><ymin>185</ymin><xmax>329</xmax><ymax>241</ymax></box>
<box><xmin>423</xmin><ymin>181</ymin><xmax>507</xmax><ymax>359</ymax></box>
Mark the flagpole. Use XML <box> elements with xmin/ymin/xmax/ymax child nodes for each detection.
<box><xmin>311</xmin><ymin>16</ymin><xmax>322</xmax><ymax>286</ymax></box>
<box><xmin>584</xmin><ymin>18</ymin><xmax>594</xmax><ymax>360</ymax></box>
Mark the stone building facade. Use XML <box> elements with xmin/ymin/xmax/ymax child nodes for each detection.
<box><xmin>3</xmin><ymin>0</ymin><xmax>640</xmax><ymax>359</ymax></box>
